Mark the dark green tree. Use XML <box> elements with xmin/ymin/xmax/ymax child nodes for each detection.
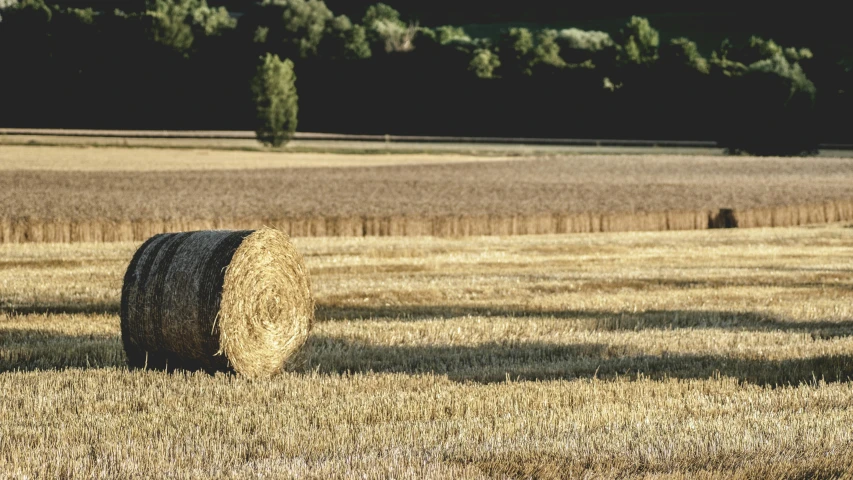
<box><xmin>143</xmin><ymin>0</ymin><xmax>235</xmax><ymax>54</ymax></box>
<box><xmin>251</xmin><ymin>53</ymin><xmax>299</xmax><ymax>147</ymax></box>
<box><xmin>661</xmin><ymin>37</ymin><xmax>709</xmax><ymax>74</ymax></box>
<box><xmin>0</xmin><ymin>0</ymin><xmax>19</xmax><ymax>21</ymax></box>
<box><xmin>496</xmin><ymin>27</ymin><xmax>535</xmax><ymax>76</ymax></box>
<box><xmin>555</xmin><ymin>28</ymin><xmax>614</xmax><ymax>68</ymax></box>
<box><xmin>362</xmin><ymin>2</ymin><xmax>416</xmax><ymax>53</ymax></box>
<box><xmin>319</xmin><ymin>14</ymin><xmax>371</xmax><ymax>60</ymax></box>
<box><xmin>362</xmin><ymin>2</ymin><xmax>400</xmax><ymax>26</ymax></box>
<box><xmin>614</xmin><ymin>16</ymin><xmax>659</xmax><ymax>67</ymax></box>
<box><xmin>468</xmin><ymin>47</ymin><xmax>500</xmax><ymax>78</ymax></box>
<box><xmin>0</xmin><ymin>0</ymin><xmax>54</xmax><ymax>125</ymax></box>
<box><xmin>0</xmin><ymin>0</ymin><xmax>51</xmax><ymax>33</ymax></box>
<box><xmin>711</xmin><ymin>37</ymin><xmax>818</xmax><ymax>155</ymax></box>
<box><xmin>532</xmin><ymin>29</ymin><xmax>565</xmax><ymax>70</ymax></box>
<box><xmin>435</xmin><ymin>25</ymin><xmax>469</xmax><ymax>45</ymax></box>
<box><xmin>250</xmin><ymin>0</ymin><xmax>334</xmax><ymax>59</ymax></box>
<box><xmin>245</xmin><ymin>0</ymin><xmax>371</xmax><ymax>60</ymax></box>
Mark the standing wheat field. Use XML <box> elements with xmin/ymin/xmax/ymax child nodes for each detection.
<box><xmin>2</xmin><ymin>225</ymin><xmax>853</xmax><ymax>478</ymax></box>
<box><xmin>3</xmin><ymin>146</ymin><xmax>853</xmax><ymax>242</ymax></box>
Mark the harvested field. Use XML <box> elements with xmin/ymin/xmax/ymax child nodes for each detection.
<box><xmin>2</xmin><ymin>226</ymin><xmax>853</xmax><ymax>477</ymax></box>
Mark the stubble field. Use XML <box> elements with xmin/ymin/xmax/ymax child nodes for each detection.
<box><xmin>2</xmin><ymin>145</ymin><xmax>853</xmax><ymax>478</ymax></box>
<box><xmin>2</xmin><ymin>225</ymin><xmax>853</xmax><ymax>478</ymax></box>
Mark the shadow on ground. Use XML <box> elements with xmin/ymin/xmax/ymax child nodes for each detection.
<box><xmin>2</xmin><ymin>326</ymin><xmax>850</xmax><ymax>385</ymax></box>
<box><xmin>299</xmin><ymin>335</ymin><xmax>853</xmax><ymax>385</ymax></box>
<box><xmin>6</xmin><ymin>302</ymin><xmax>851</xmax><ymax>338</ymax></box>
<box><xmin>316</xmin><ymin>304</ymin><xmax>853</xmax><ymax>338</ymax></box>
<box><xmin>0</xmin><ymin>328</ymin><xmax>124</xmax><ymax>372</ymax></box>
<box><xmin>3</xmin><ymin>303</ymin><xmax>852</xmax><ymax>385</ymax></box>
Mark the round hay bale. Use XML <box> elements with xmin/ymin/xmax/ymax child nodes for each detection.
<box><xmin>120</xmin><ymin>227</ymin><xmax>314</xmax><ymax>378</ymax></box>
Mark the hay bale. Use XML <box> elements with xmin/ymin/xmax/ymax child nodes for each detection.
<box><xmin>120</xmin><ymin>227</ymin><xmax>314</xmax><ymax>378</ymax></box>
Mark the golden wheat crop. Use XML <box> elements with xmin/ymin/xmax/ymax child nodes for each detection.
<box><xmin>3</xmin><ymin>150</ymin><xmax>853</xmax><ymax>218</ymax></box>
<box><xmin>0</xmin><ymin>145</ymin><xmax>520</xmax><ymax>170</ymax></box>
<box><xmin>2</xmin><ymin>225</ymin><xmax>853</xmax><ymax>477</ymax></box>
<box><xmin>2</xmin><ymin>147</ymin><xmax>853</xmax><ymax>242</ymax></box>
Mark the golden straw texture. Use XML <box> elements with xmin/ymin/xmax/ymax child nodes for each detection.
<box><xmin>120</xmin><ymin>228</ymin><xmax>313</xmax><ymax>378</ymax></box>
<box><xmin>218</xmin><ymin>227</ymin><xmax>314</xmax><ymax>378</ymax></box>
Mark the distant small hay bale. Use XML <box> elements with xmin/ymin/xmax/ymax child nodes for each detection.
<box><xmin>120</xmin><ymin>227</ymin><xmax>314</xmax><ymax>378</ymax></box>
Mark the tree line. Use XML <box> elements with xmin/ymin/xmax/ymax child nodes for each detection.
<box><xmin>1</xmin><ymin>0</ymin><xmax>851</xmax><ymax>154</ymax></box>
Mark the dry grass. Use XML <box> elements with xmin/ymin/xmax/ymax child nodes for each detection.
<box><xmin>120</xmin><ymin>228</ymin><xmax>314</xmax><ymax>378</ymax></box>
<box><xmin>218</xmin><ymin>228</ymin><xmax>314</xmax><ymax>377</ymax></box>
<box><xmin>2</xmin><ymin>225</ymin><xmax>853</xmax><ymax>477</ymax></box>
<box><xmin>0</xmin><ymin>145</ymin><xmax>521</xmax><ymax>171</ymax></box>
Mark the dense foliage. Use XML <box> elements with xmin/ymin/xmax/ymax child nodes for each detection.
<box><xmin>251</xmin><ymin>53</ymin><xmax>298</xmax><ymax>146</ymax></box>
<box><xmin>1</xmin><ymin>0</ymin><xmax>849</xmax><ymax>154</ymax></box>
